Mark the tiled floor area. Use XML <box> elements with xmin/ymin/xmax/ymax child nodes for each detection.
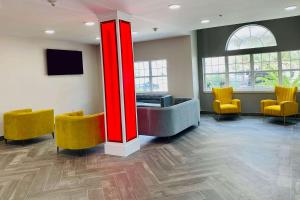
<box><xmin>0</xmin><ymin>115</ymin><xmax>300</xmax><ymax>200</ymax></box>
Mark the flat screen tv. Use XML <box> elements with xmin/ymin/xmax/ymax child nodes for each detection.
<box><xmin>46</xmin><ymin>49</ymin><xmax>83</xmax><ymax>75</ymax></box>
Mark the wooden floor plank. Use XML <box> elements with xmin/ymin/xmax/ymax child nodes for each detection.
<box><xmin>0</xmin><ymin>115</ymin><xmax>299</xmax><ymax>199</ymax></box>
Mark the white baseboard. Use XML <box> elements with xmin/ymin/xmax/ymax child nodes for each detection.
<box><xmin>104</xmin><ymin>138</ymin><xmax>140</xmax><ymax>157</ymax></box>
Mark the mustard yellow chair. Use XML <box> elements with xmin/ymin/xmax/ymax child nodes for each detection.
<box><xmin>212</xmin><ymin>87</ymin><xmax>241</xmax><ymax>119</ymax></box>
<box><xmin>3</xmin><ymin>109</ymin><xmax>54</xmax><ymax>143</ymax></box>
<box><xmin>55</xmin><ymin>111</ymin><xmax>105</xmax><ymax>152</ymax></box>
<box><xmin>261</xmin><ymin>86</ymin><xmax>298</xmax><ymax>124</ymax></box>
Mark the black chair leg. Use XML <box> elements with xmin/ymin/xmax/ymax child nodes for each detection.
<box><xmin>57</xmin><ymin>147</ymin><xmax>59</xmax><ymax>154</ymax></box>
<box><xmin>52</xmin><ymin>132</ymin><xmax>54</xmax><ymax>139</ymax></box>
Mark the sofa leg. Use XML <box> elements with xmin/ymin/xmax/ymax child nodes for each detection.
<box><xmin>284</xmin><ymin>116</ymin><xmax>286</xmax><ymax>126</ymax></box>
<box><xmin>263</xmin><ymin>114</ymin><xmax>267</xmax><ymax>122</ymax></box>
<box><xmin>51</xmin><ymin>132</ymin><xmax>54</xmax><ymax>139</ymax></box>
<box><xmin>57</xmin><ymin>147</ymin><xmax>59</xmax><ymax>154</ymax></box>
<box><xmin>80</xmin><ymin>150</ymin><xmax>85</xmax><ymax>156</ymax></box>
<box><xmin>4</xmin><ymin>139</ymin><xmax>7</xmax><ymax>144</ymax></box>
<box><xmin>22</xmin><ymin>140</ymin><xmax>25</xmax><ymax>146</ymax></box>
<box><xmin>218</xmin><ymin>114</ymin><xmax>220</xmax><ymax>121</ymax></box>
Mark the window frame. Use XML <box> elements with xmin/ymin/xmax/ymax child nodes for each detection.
<box><xmin>202</xmin><ymin>50</ymin><xmax>300</xmax><ymax>93</ymax></box>
<box><xmin>134</xmin><ymin>61</ymin><xmax>151</xmax><ymax>93</ymax></box>
<box><xmin>134</xmin><ymin>59</ymin><xmax>168</xmax><ymax>93</ymax></box>
<box><xmin>227</xmin><ymin>54</ymin><xmax>252</xmax><ymax>91</ymax></box>
<box><xmin>280</xmin><ymin>50</ymin><xmax>300</xmax><ymax>88</ymax></box>
<box><xmin>203</xmin><ymin>56</ymin><xmax>226</xmax><ymax>91</ymax></box>
<box><xmin>226</xmin><ymin>24</ymin><xmax>278</xmax><ymax>51</ymax></box>
<box><xmin>252</xmin><ymin>52</ymin><xmax>280</xmax><ymax>90</ymax></box>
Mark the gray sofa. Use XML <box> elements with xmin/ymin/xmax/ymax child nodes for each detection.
<box><xmin>137</xmin><ymin>98</ymin><xmax>200</xmax><ymax>137</ymax></box>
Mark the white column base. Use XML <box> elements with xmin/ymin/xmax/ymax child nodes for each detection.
<box><xmin>104</xmin><ymin>138</ymin><xmax>140</xmax><ymax>157</ymax></box>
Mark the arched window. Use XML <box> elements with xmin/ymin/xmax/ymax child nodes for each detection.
<box><xmin>226</xmin><ymin>25</ymin><xmax>277</xmax><ymax>51</ymax></box>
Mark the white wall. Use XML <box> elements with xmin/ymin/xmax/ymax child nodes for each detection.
<box><xmin>0</xmin><ymin>36</ymin><xmax>104</xmax><ymax>136</ymax></box>
<box><xmin>133</xmin><ymin>35</ymin><xmax>197</xmax><ymax>98</ymax></box>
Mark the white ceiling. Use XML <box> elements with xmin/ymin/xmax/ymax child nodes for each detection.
<box><xmin>0</xmin><ymin>0</ymin><xmax>299</xmax><ymax>44</ymax></box>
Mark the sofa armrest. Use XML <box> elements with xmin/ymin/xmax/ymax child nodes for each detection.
<box><xmin>261</xmin><ymin>99</ymin><xmax>277</xmax><ymax>113</ymax></box>
<box><xmin>232</xmin><ymin>99</ymin><xmax>241</xmax><ymax>112</ymax></box>
<box><xmin>160</xmin><ymin>95</ymin><xmax>173</xmax><ymax>107</ymax></box>
<box><xmin>280</xmin><ymin>101</ymin><xmax>298</xmax><ymax>116</ymax></box>
<box><xmin>213</xmin><ymin>100</ymin><xmax>221</xmax><ymax>114</ymax></box>
<box><xmin>3</xmin><ymin>112</ymin><xmax>19</xmax><ymax>137</ymax></box>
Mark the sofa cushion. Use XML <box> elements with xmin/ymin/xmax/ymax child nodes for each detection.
<box><xmin>219</xmin><ymin>104</ymin><xmax>238</xmax><ymax>114</ymax></box>
<box><xmin>264</xmin><ymin>105</ymin><xmax>281</xmax><ymax>116</ymax></box>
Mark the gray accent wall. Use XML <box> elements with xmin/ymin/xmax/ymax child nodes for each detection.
<box><xmin>197</xmin><ymin>15</ymin><xmax>300</xmax><ymax>113</ymax></box>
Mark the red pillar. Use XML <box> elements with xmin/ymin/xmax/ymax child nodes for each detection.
<box><xmin>99</xmin><ymin>11</ymin><xmax>140</xmax><ymax>156</ymax></box>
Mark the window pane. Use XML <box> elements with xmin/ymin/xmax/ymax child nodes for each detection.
<box><xmin>152</xmin><ymin>77</ymin><xmax>168</xmax><ymax>92</ymax></box>
<box><xmin>212</xmin><ymin>57</ymin><xmax>219</xmax><ymax>65</ymax></box>
<box><xmin>291</xmin><ymin>60</ymin><xmax>300</xmax><ymax>69</ymax></box>
<box><xmin>281</xmin><ymin>51</ymin><xmax>291</xmax><ymax>61</ymax></box>
<box><xmin>282</xmin><ymin>71</ymin><xmax>300</xmax><ymax>87</ymax></box>
<box><xmin>135</xmin><ymin>77</ymin><xmax>150</xmax><ymax>93</ymax></box>
<box><xmin>134</xmin><ymin>61</ymin><xmax>149</xmax><ymax>77</ymax></box>
<box><xmin>262</xmin><ymin>53</ymin><xmax>269</xmax><ymax>62</ymax></box>
<box><xmin>205</xmin><ymin>74</ymin><xmax>226</xmax><ymax>91</ymax></box>
<box><xmin>291</xmin><ymin>51</ymin><xmax>300</xmax><ymax>60</ymax></box>
<box><xmin>253</xmin><ymin>54</ymin><xmax>261</xmax><ymax>63</ymax></box>
<box><xmin>229</xmin><ymin>73</ymin><xmax>251</xmax><ymax>89</ymax></box>
<box><xmin>281</xmin><ymin>51</ymin><xmax>300</xmax><ymax>70</ymax></box>
<box><xmin>151</xmin><ymin>59</ymin><xmax>167</xmax><ymax>76</ymax></box>
<box><xmin>270</xmin><ymin>53</ymin><xmax>278</xmax><ymax>62</ymax></box>
<box><xmin>204</xmin><ymin>57</ymin><xmax>225</xmax><ymax>73</ymax></box>
<box><xmin>254</xmin><ymin>71</ymin><xmax>278</xmax><ymax>89</ymax></box>
<box><xmin>254</xmin><ymin>53</ymin><xmax>278</xmax><ymax>71</ymax></box>
<box><xmin>205</xmin><ymin>58</ymin><xmax>212</xmax><ymax>66</ymax></box>
<box><xmin>282</xmin><ymin>61</ymin><xmax>291</xmax><ymax>70</ymax></box>
<box><xmin>228</xmin><ymin>55</ymin><xmax>251</xmax><ymax>72</ymax></box>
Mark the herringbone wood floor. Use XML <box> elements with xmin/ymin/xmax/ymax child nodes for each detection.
<box><xmin>1</xmin><ymin>115</ymin><xmax>300</xmax><ymax>200</ymax></box>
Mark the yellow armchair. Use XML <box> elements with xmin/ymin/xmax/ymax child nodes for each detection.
<box><xmin>4</xmin><ymin>109</ymin><xmax>54</xmax><ymax>143</ymax></box>
<box><xmin>261</xmin><ymin>86</ymin><xmax>298</xmax><ymax>123</ymax></box>
<box><xmin>55</xmin><ymin>111</ymin><xmax>105</xmax><ymax>152</ymax></box>
<box><xmin>212</xmin><ymin>87</ymin><xmax>241</xmax><ymax>117</ymax></box>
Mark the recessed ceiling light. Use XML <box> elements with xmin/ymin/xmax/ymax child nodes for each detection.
<box><xmin>168</xmin><ymin>4</ymin><xmax>181</xmax><ymax>10</ymax></box>
<box><xmin>96</xmin><ymin>37</ymin><xmax>100</xmax><ymax>40</ymax></box>
<box><xmin>44</xmin><ymin>30</ymin><xmax>55</xmax><ymax>35</ymax></box>
<box><xmin>201</xmin><ymin>19</ymin><xmax>210</xmax><ymax>24</ymax></box>
<box><xmin>285</xmin><ymin>6</ymin><xmax>297</xmax><ymax>11</ymax></box>
<box><xmin>84</xmin><ymin>21</ymin><xmax>95</xmax><ymax>26</ymax></box>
